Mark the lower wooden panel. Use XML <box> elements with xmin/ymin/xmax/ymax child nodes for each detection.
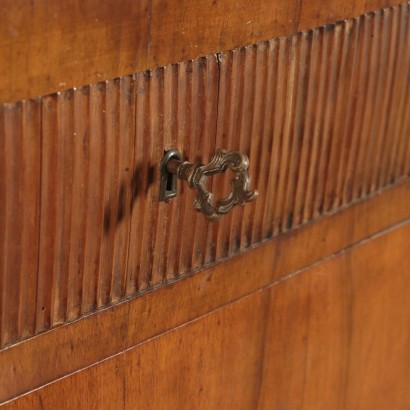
<box><xmin>5</xmin><ymin>219</ymin><xmax>410</xmax><ymax>409</ymax></box>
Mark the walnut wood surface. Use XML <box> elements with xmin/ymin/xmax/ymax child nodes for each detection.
<box><xmin>1</xmin><ymin>180</ymin><xmax>409</xmax><ymax>403</ymax></box>
<box><xmin>1</xmin><ymin>4</ymin><xmax>410</xmax><ymax>349</ymax></box>
<box><xmin>0</xmin><ymin>0</ymin><xmax>405</xmax><ymax>102</ymax></box>
<box><xmin>3</xmin><ymin>219</ymin><xmax>410</xmax><ymax>409</ymax></box>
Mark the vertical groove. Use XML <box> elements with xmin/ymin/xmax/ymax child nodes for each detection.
<box><xmin>369</xmin><ymin>8</ymin><xmax>398</xmax><ymax>191</ymax></box>
<box><xmin>264</xmin><ymin>37</ymin><xmax>285</xmax><ymax>235</ymax></box>
<box><xmin>252</xmin><ymin>41</ymin><xmax>276</xmax><ymax>243</ymax></box>
<box><xmin>0</xmin><ymin>104</ymin><xmax>5</xmax><ymax>345</ymax></box>
<box><xmin>401</xmin><ymin>86</ymin><xmax>410</xmax><ymax>175</ymax></box>
<box><xmin>164</xmin><ymin>63</ymin><xmax>182</xmax><ymax>279</ymax></box>
<box><xmin>126</xmin><ymin>72</ymin><xmax>149</xmax><ymax>294</ymax></box>
<box><xmin>246</xmin><ymin>42</ymin><xmax>268</xmax><ymax>244</ymax></box>
<box><xmin>175</xmin><ymin>61</ymin><xmax>193</xmax><ymax>274</ymax></box>
<box><xmin>94</xmin><ymin>82</ymin><xmax>110</xmax><ymax>304</ymax></box>
<box><xmin>208</xmin><ymin>52</ymin><xmax>230</xmax><ymax>263</ymax></box>
<box><xmin>276</xmin><ymin>34</ymin><xmax>300</xmax><ymax>233</ymax></box>
<box><xmin>18</xmin><ymin>99</ymin><xmax>41</xmax><ymax>338</ymax></box>
<box><xmin>192</xmin><ymin>57</ymin><xmax>217</xmax><ymax>270</ymax></box>
<box><xmin>67</xmin><ymin>87</ymin><xmax>90</xmax><ymax>319</ymax></box>
<box><xmin>323</xmin><ymin>22</ymin><xmax>353</xmax><ymax>212</ymax></box>
<box><xmin>292</xmin><ymin>30</ymin><xmax>316</xmax><ymax>227</ymax></box>
<box><xmin>137</xmin><ymin>71</ymin><xmax>155</xmax><ymax>290</ymax></box>
<box><xmin>188</xmin><ymin>58</ymin><xmax>204</xmax><ymax>270</ymax></box>
<box><xmin>351</xmin><ymin>12</ymin><xmax>380</xmax><ymax>200</ymax></box>
<box><xmin>179</xmin><ymin>60</ymin><xmax>200</xmax><ymax>273</ymax></box>
<box><xmin>343</xmin><ymin>14</ymin><xmax>372</xmax><ymax>204</ymax></box>
<box><xmin>362</xmin><ymin>9</ymin><xmax>394</xmax><ymax>196</ymax></box>
<box><xmin>216</xmin><ymin>49</ymin><xmax>245</xmax><ymax>260</ymax></box>
<box><xmin>270</xmin><ymin>36</ymin><xmax>292</xmax><ymax>235</ymax></box>
<box><xmin>150</xmin><ymin>68</ymin><xmax>167</xmax><ymax>286</ymax></box>
<box><xmin>1</xmin><ymin>103</ymin><xmax>24</xmax><ymax>344</ymax></box>
<box><xmin>302</xmin><ymin>27</ymin><xmax>328</xmax><ymax>221</ymax></box>
<box><xmin>385</xmin><ymin>4</ymin><xmax>408</xmax><ymax>183</ymax></box>
<box><xmin>171</xmin><ymin>62</ymin><xmax>188</xmax><ymax>275</ymax></box>
<box><xmin>313</xmin><ymin>24</ymin><xmax>342</xmax><ymax>217</ymax></box>
<box><xmin>109</xmin><ymin>76</ymin><xmax>136</xmax><ymax>300</ymax></box>
<box><xmin>161</xmin><ymin>65</ymin><xmax>176</xmax><ymax>280</ymax></box>
<box><xmin>81</xmin><ymin>83</ymin><xmax>105</xmax><ymax>314</ymax></box>
<box><xmin>52</xmin><ymin>90</ymin><xmax>74</xmax><ymax>324</ymax></box>
<box><xmin>100</xmin><ymin>79</ymin><xmax>121</xmax><ymax>304</ymax></box>
<box><xmin>124</xmin><ymin>74</ymin><xmax>139</xmax><ymax>296</ymax></box>
<box><xmin>391</xmin><ymin>4</ymin><xmax>410</xmax><ymax>180</ymax></box>
<box><xmin>36</xmin><ymin>95</ymin><xmax>58</xmax><ymax>332</ymax></box>
<box><xmin>204</xmin><ymin>56</ymin><xmax>220</xmax><ymax>265</ymax></box>
<box><xmin>177</xmin><ymin>61</ymin><xmax>194</xmax><ymax>274</ymax></box>
<box><xmin>286</xmin><ymin>30</ymin><xmax>311</xmax><ymax>229</ymax></box>
<box><xmin>121</xmin><ymin>76</ymin><xmax>137</xmax><ymax>295</ymax></box>
<box><xmin>234</xmin><ymin>45</ymin><xmax>258</xmax><ymax>253</ymax></box>
<box><xmin>333</xmin><ymin>18</ymin><xmax>361</xmax><ymax>210</ymax></box>
<box><xmin>188</xmin><ymin>59</ymin><xmax>203</xmax><ymax>273</ymax></box>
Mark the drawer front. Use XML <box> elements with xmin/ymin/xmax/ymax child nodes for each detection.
<box><xmin>1</xmin><ymin>4</ymin><xmax>410</xmax><ymax>350</ymax></box>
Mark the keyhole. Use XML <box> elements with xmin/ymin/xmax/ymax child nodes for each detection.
<box><xmin>166</xmin><ymin>171</ymin><xmax>174</xmax><ymax>192</ymax></box>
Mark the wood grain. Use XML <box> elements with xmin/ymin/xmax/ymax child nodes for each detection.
<box><xmin>1</xmin><ymin>179</ymin><xmax>409</xmax><ymax>403</ymax></box>
<box><xmin>1</xmin><ymin>4</ymin><xmax>410</xmax><ymax>348</ymax></box>
<box><xmin>258</xmin><ymin>224</ymin><xmax>410</xmax><ymax>410</ymax></box>
<box><xmin>0</xmin><ymin>0</ymin><xmax>406</xmax><ymax>102</ymax></box>
<box><xmin>3</xmin><ymin>219</ymin><xmax>410</xmax><ymax>409</ymax></box>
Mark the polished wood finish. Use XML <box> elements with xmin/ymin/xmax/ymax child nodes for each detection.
<box><xmin>0</xmin><ymin>0</ymin><xmax>406</xmax><ymax>102</ymax></box>
<box><xmin>3</xmin><ymin>220</ymin><xmax>410</xmax><ymax>409</ymax></box>
<box><xmin>2</xmin><ymin>4</ymin><xmax>410</xmax><ymax>349</ymax></box>
<box><xmin>1</xmin><ymin>180</ymin><xmax>409</xmax><ymax>403</ymax></box>
<box><xmin>2</xmin><ymin>1</ymin><xmax>410</xmax><ymax>407</ymax></box>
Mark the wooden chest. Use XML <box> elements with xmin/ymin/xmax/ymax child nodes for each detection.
<box><xmin>1</xmin><ymin>0</ymin><xmax>410</xmax><ymax>408</ymax></box>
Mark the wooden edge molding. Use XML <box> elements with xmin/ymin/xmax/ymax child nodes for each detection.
<box><xmin>1</xmin><ymin>178</ymin><xmax>410</xmax><ymax>403</ymax></box>
<box><xmin>0</xmin><ymin>0</ymin><xmax>405</xmax><ymax>102</ymax></box>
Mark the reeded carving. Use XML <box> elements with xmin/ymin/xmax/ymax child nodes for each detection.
<box><xmin>1</xmin><ymin>3</ymin><xmax>410</xmax><ymax>349</ymax></box>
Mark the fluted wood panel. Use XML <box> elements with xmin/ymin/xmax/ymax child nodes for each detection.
<box><xmin>1</xmin><ymin>3</ymin><xmax>410</xmax><ymax>348</ymax></box>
